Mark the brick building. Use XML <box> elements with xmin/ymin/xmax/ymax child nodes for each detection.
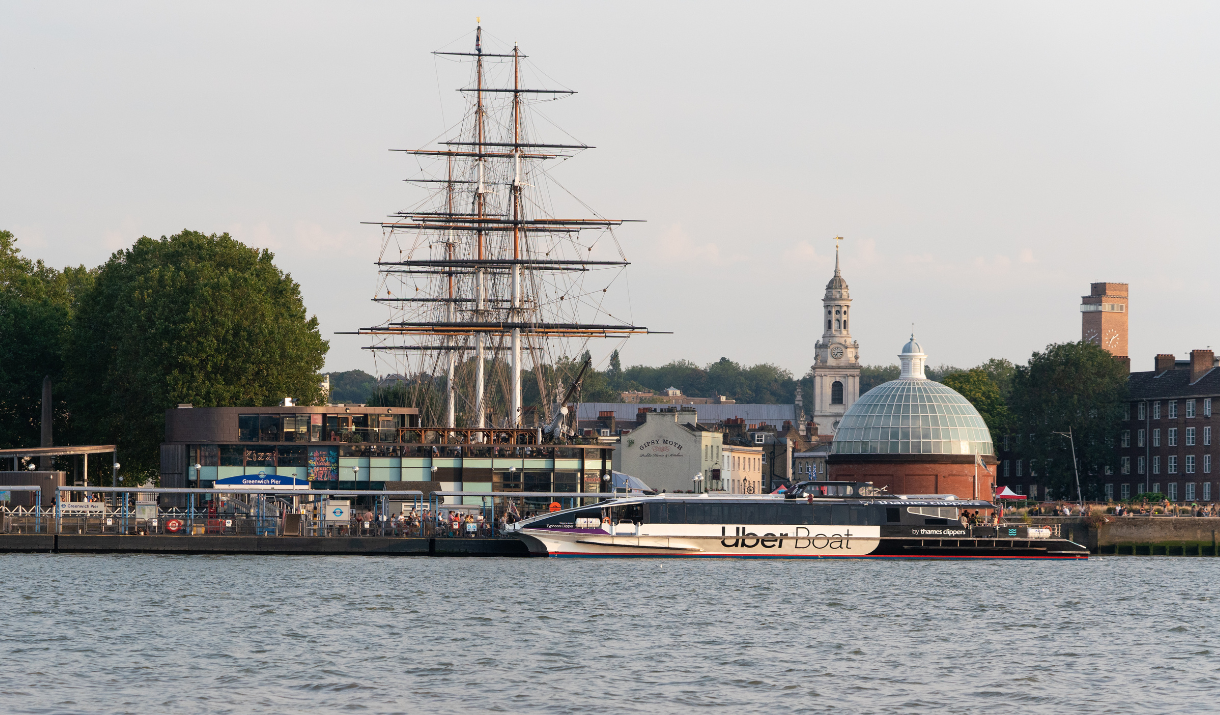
<box><xmin>827</xmin><ymin>336</ymin><xmax>997</xmax><ymax>500</ymax></box>
<box><xmin>1114</xmin><ymin>350</ymin><xmax>1219</xmax><ymax>503</ymax></box>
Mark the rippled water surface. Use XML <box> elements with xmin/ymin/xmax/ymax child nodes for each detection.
<box><xmin>2</xmin><ymin>554</ymin><xmax>1218</xmax><ymax>714</ymax></box>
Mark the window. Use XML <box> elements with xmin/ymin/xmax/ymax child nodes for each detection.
<box><xmin>1004</xmin><ymin>460</ymin><xmax>1010</xmax><ymax>477</ymax></box>
<box><xmin>1186</xmin><ymin>455</ymin><xmax>1196</xmax><ymax>474</ymax></box>
<box><xmin>1169</xmin><ymin>483</ymin><xmax>1178</xmax><ymax>501</ymax></box>
<box><xmin>1138</xmin><ymin>429</ymin><xmax>1145</xmax><ymax>447</ymax></box>
<box><xmin>1169</xmin><ymin>401</ymin><xmax>1178</xmax><ymax>419</ymax></box>
<box><xmin>1206</xmin><ymin>427</ymin><xmax>1212</xmax><ymax>446</ymax></box>
<box><xmin>600</xmin><ymin>429</ymin><xmax>610</xmax><ymax>437</ymax></box>
<box><xmin>1030</xmin><ymin>460</ymin><xmax>1038</xmax><ymax>477</ymax></box>
<box><xmin>1121</xmin><ymin>456</ymin><xmax>1130</xmax><ymax>475</ymax></box>
<box><xmin>1138</xmin><ymin>456</ymin><xmax>1146</xmax><ymax>475</ymax></box>
<box><xmin>1045</xmin><ymin>487</ymin><xmax>1053</xmax><ymax>501</ymax></box>
<box><xmin>1105</xmin><ymin>483</ymin><xmax>1113</xmax><ymax>501</ymax></box>
<box><xmin>1188</xmin><ymin>400</ymin><xmax>1196</xmax><ymax>418</ymax></box>
<box><xmin>1187</xmin><ymin>483</ymin><xmax>1196</xmax><ymax>500</ymax></box>
<box><xmin>1154</xmin><ymin>402</ymin><xmax>1161</xmax><ymax>420</ymax></box>
<box><xmin>1207</xmin><ymin>482</ymin><xmax>1213</xmax><ymax>501</ymax></box>
<box><xmin>1121</xmin><ymin>430</ymin><xmax>1130</xmax><ymax>448</ymax></box>
<box><xmin>1029</xmin><ymin>433</ymin><xmax>1035</xmax><ymax>445</ymax></box>
<box><xmin>1125</xmin><ymin>403</ymin><xmax>1132</xmax><ymax>421</ymax></box>
<box><xmin>1152</xmin><ymin>482</ymin><xmax>1160</xmax><ymax>496</ymax></box>
<box><xmin>753</xmin><ymin>433</ymin><xmax>764</xmax><ymax>445</ymax></box>
<box><xmin>1138</xmin><ymin>402</ymin><xmax>1147</xmax><ymax>421</ymax></box>
<box><xmin>1121</xmin><ymin>483</ymin><xmax>1131</xmax><ymax>500</ymax></box>
<box><xmin>1168</xmin><ymin>455</ymin><xmax>1177</xmax><ymax>474</ymax></box>
<box><xmin>1207</xmin><ymin>398</ymin><xmax>1213</xmax><ymax>417</ymax></box>
<box><xmin>1207</xmin><ymin>455</ymin><xmax>1213</xmax><ymax>475</ymax></box>
<box><xmin>1153</xmin><ymin>429</ymin><xmax>1161</xmax><ymax>447</ymax></box>
<box><xmin>831</xmin><ymin>381</ymin><xmax>844</xmax><ymax>405</ymax></box>
<box><xmin>1028</xmin><ymin>484</ymin><xmax>1037</xmax><ymax>499</ymax></box>
<box><xmin>257</xmin><ymin>414</ymin><xmax>281</xmax><ymax>442</ymax></box>
<box><xmin>1187</xmin><ymin>427</ymin><xmax>1196</xmax><ymax>446</ymax></box>
<box><xmin>238</xmin><ymin>415</ymin><xmax>259</xmax><ymax>442</ymax></box>
<box><xmin>1015</xmin><ymin>460</ymin><xmax>1023</xmax><ymax>477</ymax></box>
<box><xmin>1153</xmin><ymin>456</ymin><xmax>1160</xmax><ymax>475</ymax></box>
<box><xmin>1168</xmin><ymin>428</ymin><xmax>1177</xmax><ymax>447</ymax></box>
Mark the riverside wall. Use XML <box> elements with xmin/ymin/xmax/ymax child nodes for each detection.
<box><xmin>1028</xmin><ymin>517</ymin><xmax>1220</xmax><ymax>556</ymax></box>
<box><xmin>0</xmin><ymin>535</ymin><xmax>530</xmax><ymax>556</ymax></box>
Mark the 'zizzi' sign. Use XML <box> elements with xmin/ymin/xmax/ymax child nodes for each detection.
<box><xmin>639</xmin><ymin>438</ymin><xmax>684</xmax><ymax>458</ymax></box>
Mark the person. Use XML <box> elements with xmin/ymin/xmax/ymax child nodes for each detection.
<box><xmin>959</xmin><ymin>512</ymin><xmax>970</xmax><ymax>529</ymax></box>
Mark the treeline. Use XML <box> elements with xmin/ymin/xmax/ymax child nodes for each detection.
<box><xmin>0</xmin><ymin>230</ymin><xmax>328</xmax><ymax>484</ymax></box>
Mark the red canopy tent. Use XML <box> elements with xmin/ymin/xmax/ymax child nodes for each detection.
<box><xmin>994</xmin><ymin>485</ymin><xmax>1027</xmax><ymax>500</ymax></box>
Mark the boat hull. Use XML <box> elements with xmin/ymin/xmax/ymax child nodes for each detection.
<box><xmin>517</xmin><ymin>528</ymin><xmax>1088</xmax><ymax>559</ymax></box>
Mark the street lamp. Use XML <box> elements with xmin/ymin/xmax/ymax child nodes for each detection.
<box><xmin>352</xmin><ymin>465</ymin><xmax>360</xmax><ymax>482</ymax></box>
<box><xmin>1052</xmin><ymin>428</ymin><xmax>1084</xmax><ymax>510</ymax></box>
<box><xmin>601</xmin><ymin>472</ymin><xmax>611</xmax><ymax>495</ymax></box>
<box><xmin>194</xmin><ymin>463</ymin><xmax>201</xmax><ymax>489</ymax></box>
<box><xmin>692</xmin><ymin>472</ymin><xmax>704</xmax><ymax>494</ymax></box>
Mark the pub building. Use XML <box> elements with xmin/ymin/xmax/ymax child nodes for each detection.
<box><xmin>159</xmin><ymin>404</ymin><xmax>614</xmax><ymax>507</ymax></box>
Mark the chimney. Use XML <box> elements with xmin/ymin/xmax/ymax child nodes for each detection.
<box><xmin>1113</xmin><ymin>356</ymin><xmax>1130</xmax><ymax>373</ymax></box>
<box><xmin>1155</xmin><ymin>354</ymin><xmax>1176</xmax><ymax>374</ymax></box>
<box><xmin>636</xmin><ymin>407</ymin><xmax>648</xmax><ymax>424</ymax></box>
<box><xmin>1191</xmin><ymin>350</ymin><xmax>1215</xmax><ymax>384</ymax></box>
<box><xmin>806</xmin><ymin>420</ymin><xmax>819</xmax><ymax>438</ymax></box>
<box><xmin>40</xmin><ymin>376</ymin><xmax>52</xmax><ymax>470</ymax></box>
<box><xmin>598</xmin><ymin>410</ymin><xmax>616</xmax><ymax>433</ymax></box>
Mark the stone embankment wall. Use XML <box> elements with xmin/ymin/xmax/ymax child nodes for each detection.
<box><xmin>1030</xmin><ymin>517</ymin><xmax>1220</xmax><ymax>556</ymax></box>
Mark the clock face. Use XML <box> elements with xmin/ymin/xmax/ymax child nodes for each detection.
<box><xmin>830</xmin><ymin>346</ymin><xmax>845</xmax><ymax>359</ymax></box>
<box><xmin>1084</xmin><ymin>328</ymin><xmax>1099</xmax><ymax>344</ymax></box>
<box><xmin>1105</xmin><ymin>329</ymin><xmax>1119</xmax><ymax>348</ymax></box>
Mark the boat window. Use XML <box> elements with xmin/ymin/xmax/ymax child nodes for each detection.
<box><xmin>645</xmin><ymin>503</ymin><xmax>664</xmax><ymax>524</ymax></box>
<box><xmin>665</xmin><ymin>503</ymin><xmax>686</xmax><ymax>524</ymax></box>
<box><xmin>886</xmin><ymin>507</ymin><xmax>901</xmax><ymax>523</ymax></box>
<box><xmin>614</xmin><ymin>503</ymin><xmax>642</xmax><ymax>524</ymax></box>
<box><xmin>830</xmin><ymin>505</ymin><xmax>849</xmax><ymax>524</ymax></box>
<box><xmin>908</xmin><ymin>506</ymin><xmax>959</xmax><ymax>519</ymax></box>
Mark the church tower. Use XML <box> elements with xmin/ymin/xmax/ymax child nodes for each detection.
<box><xmin>810</xmin><ymin>239</ymin><xmax>860</xmax><ymax>436</ymax></box>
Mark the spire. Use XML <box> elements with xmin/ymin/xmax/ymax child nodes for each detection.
<box><xmin>824</xmin><ymin>236</ymin><xmax>848</xmax><ymax>293</ymax></box>
<box><xmin>899</xmin><ymin>333</ymin><xmax>927</xmax><ymax>380</ymax></box>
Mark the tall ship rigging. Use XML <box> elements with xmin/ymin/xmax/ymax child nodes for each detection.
<box><xmin>355</xmin><ymin>24</ymin><xmax>653</xmax><ymax>436</ymax></box>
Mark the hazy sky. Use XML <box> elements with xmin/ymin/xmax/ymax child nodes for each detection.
<box><xmin>4</xmin><ymin>2</ymin><xmax>1218</xmax><ymax>379</ymax></box>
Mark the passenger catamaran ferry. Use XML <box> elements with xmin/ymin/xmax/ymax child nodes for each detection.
<box><xmin>507</xmin><ymin>482</ymin><xmax>1088</xmax><ymax>559</ymax></box>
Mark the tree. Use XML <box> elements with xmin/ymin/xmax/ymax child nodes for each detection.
<box><xmin>1009</xmin><ymin>341</ymin><xmax>1128</xmax><ymax>500</ymax></box>
<box><xmin>859</xmin><ymin>364</ymin><xmax>900</xmax><ymax>395</ymax></box>
<box><xmin>66</xmin><ymin>231</ymin><xmax>328</xmax><ymax>483</ymax></box>
<box><xmin>0</xmin><ymin>230</ymin><xmax>94</xmax><ymax>450</ymax></box>
<box><xmin>324</xmin><ymin>369</ymin><xmax>378</xmax><ymax>404</ymax></box>
<box><xmin>942</xmin><ymin>368</ymin><xmax>1010</xmax><ymax>444</ymax></box>
<box><xmin>978</xmin><ymin>357</ymin><xmax>1016</xmax><ymax>400</ymax></box>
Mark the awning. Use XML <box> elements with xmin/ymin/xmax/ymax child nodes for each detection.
<box><xmin>610</xmin><ymin>471</ymin><xmax>652</xmax><ymax>492</ymax></box>
<box><xmin>994</xmin><ymin>485</ymin><xmax>1027</xmax><ymax>500</ymax></box>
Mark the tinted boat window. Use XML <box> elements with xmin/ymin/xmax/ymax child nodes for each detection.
<box><xmin>685</xmin><ymin>503</ymin><xmax>706</xmax><ymax>524</ymax></box>
<box><xmin>665</xmin><ymin>503</ymin><xmax>686</xmax><ymax>524</ymax></box>
<box><xmin>886</xmin><ymin>507</ymin><xmax>901</xmax><ymax>523</ymax></box>
<box><xmin>830</xmin><ymin>505</ymin><xmax>850</xmax><ymax>524</ymax></box>
<box><xmin>645</xmin><ymin>503</ymin><xmax>664</xmax><ymax>524</ymax></box>
<box><xmin>735</xmin><ymin>504</ymin><xmax>758</xmax><ymax>524</ymax></box>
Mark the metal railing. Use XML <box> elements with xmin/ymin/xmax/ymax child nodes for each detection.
<box><xmin>0</xmin><ymin>486</ymin><xmax>47</xmax><ymax>533</ymax></box>
<box><xmin>47</xmin><ymin>488</ymin><xmax>624</xmax><ymax>539</ymax></box>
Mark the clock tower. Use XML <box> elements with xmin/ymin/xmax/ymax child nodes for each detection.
<box><xmin>810</xmin><ymin>239</ymin><xmax>860</xmax><ymax>436</ymax></box>
<box><xmin>1081</xmin><ymin>282</ymin><xmax>1128</xmax><ymax>358</ymax></box>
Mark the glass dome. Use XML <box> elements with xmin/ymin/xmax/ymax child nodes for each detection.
<box><xmin>831</xmin><ymin>379</ymin><xmax>994</xmax><ymax>457</ymax></box>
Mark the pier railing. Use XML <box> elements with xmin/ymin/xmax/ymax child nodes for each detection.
<box><xmin>19</xmin><ymin>487</ymin><xmax>626</xmax><ymax>539</ymax></box>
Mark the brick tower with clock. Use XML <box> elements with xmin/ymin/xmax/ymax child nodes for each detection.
<box><xmin>810</xmin><ymin>240</ymin><xmax>861</xmax><ymax>436</ymax></box>
<box><xmin>1081</xmin><ymin>282</ymin><xmax>1128</xmax><ymax>357</ymax></box>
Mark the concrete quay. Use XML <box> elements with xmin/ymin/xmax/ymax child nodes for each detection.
<box><xmin>1027</xmin><ymin>516</ymin><xmax>1220</xmax><ymax>556</ymax></box>
<box><xmin>0</xmin><ymin>534</ymin><xmax>530</xmax><ymax>557</ymax></box>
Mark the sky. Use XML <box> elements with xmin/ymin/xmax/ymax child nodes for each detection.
<box><xmin>3</xmin><ymin>1</ymin><xmax>1219</xmax><ymax>379</ymax></box>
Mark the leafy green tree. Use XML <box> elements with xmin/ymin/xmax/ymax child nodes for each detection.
<box><xmin>0</xmin><ymin>230</ymin><xmax>93</xmax><ymax>450</ymax></box>
<box><xmin>325</xmin><ymin>369</ymin><xmax>378</xmax><ymax>404</ymax></box>
<box><xmin>978</xmin><ymin>357</ymin><xmax>1016</xmax><ymax>400</ymax></box>
<box><xmin>1009</xmin><ymin>341</ymin><xmax>1128</xmax><ymax>500</ymax></box>
<box><xmin>859</xmin><ymin>364</ymin><xmax>900</xmax><ymax>394</ymax></box>
<box><xmin>66</xmin><ymin>231</ymin><xmax>328</xmax><ymax>483</ymax></box>
<box><xmin>942</xmin><ymin>367</ymin><xmax>1011</xmax><ymax>444</ymax></box>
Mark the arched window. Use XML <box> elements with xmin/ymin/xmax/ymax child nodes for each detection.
<box><xmin>831</xmin><ymin>381</ymin><xmax>844</xmax><ymax>404</ymax></box>
<box><xmin>835</xmin><ymin>319</ymin><xmax>841</xmax><ymax>329</ymax></box>
<box><xmin>827</xmin><ymin>319</ymin><xmax>832</xmax><ymax>330</ymax></box>
<box><xmin>843</xmin><ymin>320</ymin><xmax>848</xmax><ymax>330</ymax></box>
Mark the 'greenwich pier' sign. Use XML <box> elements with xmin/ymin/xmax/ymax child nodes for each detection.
<box><xmin>639</xmin><ymin>438</ymin><xmax>685</xmax><ymax>459</ymax></box>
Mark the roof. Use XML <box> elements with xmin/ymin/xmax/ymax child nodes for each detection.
<box><xmin>576</xmin><ymin>403</ymin><xmax>796</xmax><ymax>428</ymax></box>
<box><xmin>1127</xmin><ymin>368</ymin><xmax>1220</xmax><ymax>400</ymax></box>
<box><xmin>831</xmin><ymin>378</ymin><xmax>994</xmax><ymax>457</ymax></box>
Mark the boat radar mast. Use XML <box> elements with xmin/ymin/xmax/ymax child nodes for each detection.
<box><xmin>351</xmin><ymin>23</ymin><xmax>656</xmax><ymax>434</ymax></box>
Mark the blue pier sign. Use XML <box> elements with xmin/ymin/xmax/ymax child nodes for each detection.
<box><xmin>214</xmin><ymin>471</ymin><xmax>310</xmax><ymax>490</ymax></box>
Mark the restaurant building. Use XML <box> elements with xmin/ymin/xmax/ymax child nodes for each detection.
<box><xmin>160</xmin><ymin>405</ymin><xmax>614</xmax><ymax>503</ymax></box>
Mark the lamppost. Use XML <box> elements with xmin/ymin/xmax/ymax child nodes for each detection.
<box><xmin>692</xmin><ymin>472</ymin><xmax>704</xmax><ymax>494</ymax></box>
<box><xmin>1052</xmin><ymin>428</ymin><xmax>1084</xmax><ymax>510</ymax></box>
<box><xmin>112</xmin><ymin>462</ymin><xmax>120</xmax><ymax>507</ymax></box>
<box><xmin>194</xmin><ymin>463</ymin><xmax>201</xmax><ymax>490</ymax></box>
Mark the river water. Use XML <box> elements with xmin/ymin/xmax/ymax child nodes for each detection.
<box><xmin>0</xmin><ymin>554</ymin><xmax>1216</xmax><ymax>714</ymax></box>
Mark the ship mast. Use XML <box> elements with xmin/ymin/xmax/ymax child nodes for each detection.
<box><xmin>356</xmin><ymin>23</ymin><xmax>655</xmax><ymax>431</ymax></box>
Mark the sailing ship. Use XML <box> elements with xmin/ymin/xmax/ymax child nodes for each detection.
<box><xmin>354</xmin><ymin>24</ymin><xmax>654</xmax><ymax>436</ymax></box>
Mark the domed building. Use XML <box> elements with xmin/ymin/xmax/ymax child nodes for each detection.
<box><xmin>826</xmin><ymin>336</ymin><xmax>996</xmax><ymax>500</ymax></box>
